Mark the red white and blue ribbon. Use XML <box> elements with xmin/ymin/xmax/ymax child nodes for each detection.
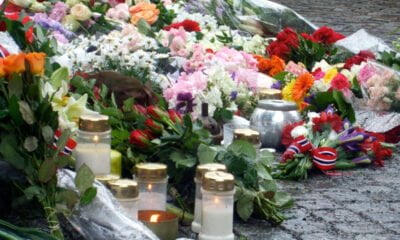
<box><xmin>52</xmin><ymin>130</ymin><xmax>77</xmax><ymax>155</ymax></box>
<box><xmin>0</xmin><ymin>44</ymin><xmax>10</xmax><ymax>58</ymax></box>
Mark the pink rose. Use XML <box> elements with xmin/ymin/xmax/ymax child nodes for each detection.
<box><xmin>358</xmin><ymin>64</ymin><xmax>376</xmax><ymax>86</ymax></box>
<box><xmin>285</xmin><ymin>61</ymin><xmax>309</xmax><ymax>76</ymax></box>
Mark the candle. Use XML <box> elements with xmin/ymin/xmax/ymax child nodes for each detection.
<box><xmin>139</xmin><ymin>210</ymin><xmax>178</xmax><ymax>240</ymax></box>
<box><xmin>75</xmin><ymin>114</ymin><xmax>111</xmax><ymax>175</ymax></box>
<box><xmin>192</xmin><ymin>163</ymin><xmax>227</xmax><ymax>233</ymax></box>
<box><xmin>109</xmin><ymin>179</ymin><xmax>139</xmax><ymax>221</ymax></box>
<box><xmin>110</xmin><ymin>150</ymin><xmax>122</xmax><ymax>177</ymax></box>
<box><xmin>199</xmin><ymin>171</ymin><xmax>235</xmax><ymax>240</ymax></box>
<box><xmin>135</xmin><ymin>163</ymin><xmax>168</xmax><ymax>211</ymax></box>
<box><xmin>75</xmin><ymin>143</ymin><xmax>111</xmax><ymax>175</ymax></box>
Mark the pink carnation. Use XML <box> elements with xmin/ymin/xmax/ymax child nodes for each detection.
<box><xmin>164</xmin><ymin>27</ymin><xmax>188</xmax><ymax>57</ymax></box>
<box><xmin>285</xmin><ymin>61</ymin><xmax>309</xmax><ymax>76</ymax></box>
<box><xmin>331</xmin><ymin>73</ymin><xmax>350</xmax><ymax>90</ymax></box>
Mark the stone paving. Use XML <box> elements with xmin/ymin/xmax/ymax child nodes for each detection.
<box><xmin>181</xmin><ymin>153</ymin><xmax>400</xmax><ymax>240</ymax></box>
<box><xmin>275</xmin><ymin>0</ymin><xmax>400</xmax><ymax>44</ymax></box>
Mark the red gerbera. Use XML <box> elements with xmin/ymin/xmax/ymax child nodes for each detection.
<box><xmin>164</xmin><ymin>19</ymin><xmax>201</xmax><ymax>32</ymax></box>
<box><xmin>312</xmin><ymin>112</ymin><xmax>343</xmax><ymax>133</ymax></box>
<box><xmin>281</xmin><ymin>121</ymin><xmax>305</xmax><ymax>147</ymax></box>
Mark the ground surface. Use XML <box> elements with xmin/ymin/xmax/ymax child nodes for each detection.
<box><xmin>275</xmin><ymin>0</ymin><xmax>400</xmax><ymax>44</ymax></box>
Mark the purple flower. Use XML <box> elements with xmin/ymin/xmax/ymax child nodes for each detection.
<box><xmin>339</xmin><ymin>128</ymin><xmax>368</xmax><ymax>151</ymax></box>
<box><xmin>176</xmin><ymin>92</ymin><xmax>195</xmax><ymax>113</ymax></box>
<box><xmin>230</xmin><ymin>91</ymin><xmax>238</xmax><ymax>100</ymax></box>
<box><xmin>352</xmin><ymin>154</ymin><xmax>371</xmax><ymax>164</ymax></box>
<box><xmin>49</xmin><ymin>2</ymin><xmax>68</xmax><ymax>22</ymax></box>
<box><xmin>304</xmin><ymin>94</ymin><xmax>315</xmax><ymax>104</ymax></box>
<box><xmin>271</xmin><ymin>81</ymin><xmax>282</xmax><ymax>89</ymax></box>
<box><xmin>52</xmin><ymin>31</ymin><xmax>69</xmax><ymax>44</ymax></box>
<box><xmin>324</xmin><ymin>105</ymin><xmax>335</xmax><ymax>114</ymax></box>
<box><xmin>33</xmin><ymin>13</ymin><xmax>76</xmax><ymax>40</ymax></box>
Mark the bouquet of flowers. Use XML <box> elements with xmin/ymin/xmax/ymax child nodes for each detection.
<box><xmin>274</xmin><ymin>106</ymin><xmax>395</xmax><ymax>180</ymax></box>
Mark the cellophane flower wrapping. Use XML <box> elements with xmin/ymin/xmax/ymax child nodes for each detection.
<box><xmin>185</xmin><ymin>0</ymin><xmax>316</xmax><ymax>37</ymax></box>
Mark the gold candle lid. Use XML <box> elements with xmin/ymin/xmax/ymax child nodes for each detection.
<box><xmin>234</xmin><ymin>128</ymin><xmax>260</xmax><ymax>145</ymax></box>
<box><xmin>108</xmin><ymin>179</ymin><xmax>139</xmax><ymax>199</ymax></box>
<box><xmin>96</xmin><ymin>174</ymin><xmax>120</xmax><ymax>187</ymax></box>
<box><xmin>195</xmin><ymin>163</ymin><xmax>227</xmax><ymax>182</ymax></box>
<box><xmin>258</xmin><ymin>88</ymin><xmax>282</xmax><ymax>100</ymax></box>
<box><xmin>79</xmin><ymin>114</ymin><xmax>110</xmax><ymax>132</ymax></box>
<box><xmin>202</xmin><ymin>171</ymin><xmax>235</xmax><ymax>192</ymax></box>
<box><xmin>135</xmin><ymin>163</ymin><xmax>168</xmax><ymax>180</ymax></box>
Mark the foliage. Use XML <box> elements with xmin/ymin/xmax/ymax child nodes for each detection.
<box><xmin>378</xmin><ymin>51</ymin><xmax>400</xmax><ymax>71</ymax></box>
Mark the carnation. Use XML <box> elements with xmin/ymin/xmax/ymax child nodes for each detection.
<box><xmin>164</xmin><ymin>19</ymin><xmax>201</xmax><ymax>32</ymax></box>
<box><xmin>331</xmin><ymin>73</ymin><xmax>350</xmax><ymax>90</ymax></box>
<box><xmin>312</xmin><ymin>26</ymin><xmax>345</xmax><ymax>44</ymax></box>
<box><xmin>344</xmin><ymin>50</ymin><xmax>375</xmax><ymax>69</ymax></box>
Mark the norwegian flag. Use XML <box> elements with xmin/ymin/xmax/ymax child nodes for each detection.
<box><xmin>52</xmin><ymin>130</ymin><xmax>77</xmax><ymax>155</ymax></box>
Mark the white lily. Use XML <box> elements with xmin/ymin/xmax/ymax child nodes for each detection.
<box><xmin>58</xmin><ymin>94</ymin><xmax>97</xmax><ymax>131</ymax></box>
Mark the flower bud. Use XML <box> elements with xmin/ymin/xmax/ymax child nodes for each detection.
<box><xmin>147</xmin><ymin>105</ymin><xmax>169</xmax><ymax>121</ymax></box>
<box><xmin>145</xmin><ymin>118</ymin><xmax>164</xmax><ymax>135</ymax></box>
<box><xmin>133</xmin><ymin>104</ymin><xmax>147</xmax><ymax>115</ymax></box>
<box><xmin>129</xmin><ymin>130</ymin><xmax>151</xmax><ymax>148</ymax></box>
<box><xmin>168</xmin><ymin>109</ymin><xmax>182</xmax><ymax>124</ymax></box>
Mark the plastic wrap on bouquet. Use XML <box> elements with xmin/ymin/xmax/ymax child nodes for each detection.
<box><xmin>356</xmin><ymin>110</ymin><xmax>400</xmax><ymax>133</ymax></box>
<box><xmin>187</xmin><ymin>0</ymin><xmax>316</xmax><ymax>36</ymax></box>
<box><xmin>0</xmin><ymin>32</ymin><xmax>21</xmax><ymax>56</ymax></box>
<box><xmin>355</xmin><ymin>60</ymin><xmax>400</xmax><ymax>112</ymax></box>
<box><xmin>57</xmin><ymin>169</ymin><xmax>159</xmax><ymax>240</ymax></box>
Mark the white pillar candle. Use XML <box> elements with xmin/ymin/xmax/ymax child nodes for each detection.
<box><xmin>139</xmin><ymin>192</ymin><xmax>167</xmax><ymax>211</ymax></box>
<box><xmin>75</xmin><ymin>143</ymin><xmax>111</xmax><ymax>175</ymax></box>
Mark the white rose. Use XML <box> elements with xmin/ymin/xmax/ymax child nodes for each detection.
<box><xmin>70</xmin><ymin>3</ymin><xmax>92</xmax><ymax>21</ymax></box>
<box><xmin>9</xmin><ymin>0</ymin><xmax>33</xmax><ymax>8</ymax></box>
<box><xmin>291</xmin><ymin>125</ymin><xmax>308</xmax><ymax>138</ymax></box>
<box><xmin>66</xmin><ymin>0</ymin><xmax>81</xmax><ymax>7</ymax></box>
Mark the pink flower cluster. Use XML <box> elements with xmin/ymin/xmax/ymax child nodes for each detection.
<box><xmin>106</xmin><ymin>3</ymin><xmax>130</xmax><ymax>21</ymax></box>
<box><xmin>163</xmin><ymin>27</ymin><xmax>189</xmax><ymax>57</ymax></box>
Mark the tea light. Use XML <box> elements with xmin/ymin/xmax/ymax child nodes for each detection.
<box><xmin>234</xmin><ymin>128</ymin><xmax>261</xmax><ymax>150</ymax></box>
<box><xmin>135</xmin><ymin>163</ymin><xmax>168</xmax><ymax>211</ymax></box>
<box><xmin>199</xmin><ymin>171</ymin><xmax>235</xmax><ymax>240</ymax></box>
<box><xmin>139</xmin><ymin>210</ymin><xmax>178</xmax><ymax>240</ymax></box>
<box><xmin>109</xmin><ymin>179</ymin><xmax>139</xmax><ymax>220</ymax></box>
<box><xmin>192</xmin><ymin>163</ymin><xmax>227</xmax><ymax>233</ymax></box>
<box><xmin>75</xmin><ymin>114</ymin><xmax>111</xmax><ymax>175</ymax></box>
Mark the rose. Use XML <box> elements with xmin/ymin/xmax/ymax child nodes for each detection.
<box><xmin>276</xmin><ymin>27</ymin><xmax>299</xmax><ymax>48</ymax></box>
<box><xmin>106</xmin><ymin>3</ymin><xmax>130</xmax><ymax>21</ymax></box>
<box><xmin>70</xmin><ymin>3</ymin><xmax>92</xmax><ymax>21</ymax></box>
<box><xmin>145</xmin><ymin>118</ymin><xmax>164</xmax><ymax>135</ymax></box>
<box><xmin>290</xmin><ymin>125</ymin><xmax>308</xmax><ymax>138</ymax></box>
<box><xmin>168</xmin><ymin>109</ymin><xmax>182</xmax><ymax>124</ymax></box>
<box><xmin>25</xmin><ymin>52</ymin><xmax>46</xmax><ymax>75</ymax></box>
<box><xmin>330</xmin><ymin>73</ymin><xmax>350</xmax><ymax>90</ymax></box>
<box><xmin>312</xmin><ymin>26</ymin><xmax>345</xmax><ymax>44</ymax></box>
<box><xmin>133</xmin><ymin>104</ymin><xmax>147</xmax><ymax>115</ymax></box>
<box><xmin>4</xmin><ymin>53</ymin><xmax>26</xmax><ymax>75</ymax></box>
<box><xmin>129</xmin><ymin>130</ymin><xmax>152</xmax><ymax>148</ymax></box>
<box><xmin>65</xmin><ymin>0</ymin><xmax>81</xmax><ymax>7</ymax></box>
<box><xmin>129</xmin><ymin>2</ymin><xmax>160</xmax><ymax>25</ymax></box>
<box><xmin>266</xmin><ymin>41</ymin><xmax>291</xmax><ymax>60</ymax></box>
<box><xmin>147</xmin><ymin>105</ymin><xmax>169</xmax><ymax>121</ymax></box>
<box><xmin>9</xmin><ymin>0</ymin><xmax>33</xmax><ymax>8</ymax></box>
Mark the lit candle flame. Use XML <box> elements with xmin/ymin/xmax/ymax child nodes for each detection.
<box><xmin>150</xmin><ymin>214</ymin><xmax>160</xmax><ymax>223</ymax></box>
<box><xmin>214</xmin><ymin>197</ymin><xmax>220</xmax><ymax>204</ymax></box>
<box><xmin>147</xmin><ymin>184</ymin><xmax>152</xmax><ymax>191</ymax></box>
<box><xmin>93</xmin><ymin>135</ymin><xmax>99</xmax><ymax>143</ymax></box>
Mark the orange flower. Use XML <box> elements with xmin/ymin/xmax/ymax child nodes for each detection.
<box><xmin>25</xmin><ymin>52</ymin><xmax>46</xmax><ymax>75</ymax></box>
<box><xmin>292</xmin><ymin>73</ymin><xmax>314</xmax><ymax>101</ymax></box>
<box><xmin>3</xmin><ymin>53</ymin><xmax>26</xmax><ymax>75</ymax></box>
<box><xmin>254</xmin><ymin>55</ymin><xmax>285</xmax><ymax>77</ymax></box>
<box><xmin>129</xmin><ymin>2</ymin><xmax>160</xmax><ymax>25</ymax></box>
<box><xmin>0</xmin><ymin>58</ymin><xmax>5</xmax><ymax>78</ymax></box>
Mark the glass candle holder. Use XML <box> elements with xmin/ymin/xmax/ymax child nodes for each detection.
<box><xmin>75</xmin><ymin>114</ymin><xmax>111</xmax><ymax>175</ymax></box>
<box><xmin>109</xmin><ymin>179</ymin><xmax>139</xmax><ymax>221</ymax></box>
<box><xmin>95</xmin><ymin>174</ymin><xmax>120</xmax><ymax>188</ymax></box>
<box><xmin>199</xmin><ymin>171</ymin><xmax>235</xmax><ymax>240</ymax></box>
<box><xmin>192</xmin><ymin>163</ymin><xmax>227</xmax><ymax>233</ymax></box>
<box><xmin>135</xmin><ymin>163</ymin><xmax>168</xmax><ymax>211</ymax></box>
<box><xmin>234</xmin><ymin>128</ymin><xmax>261</xmax><ymax>150</ymax></box>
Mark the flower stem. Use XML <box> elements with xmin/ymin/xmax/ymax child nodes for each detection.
<box><xmin>42</xmin><ymin>198</ymin><xmax>64</xmax><ymax>240</ymax></box>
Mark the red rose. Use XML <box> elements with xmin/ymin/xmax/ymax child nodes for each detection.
<box><xmin>129</xmin><ymin>130</ymin><xmax>152</xmax><ymax>148</ymax></box>
<box><xmin>145</xmin><ymin>118</ymin><xmax>164</xmax><ymax>135</ymax></box>
<box><xmin>344</xmin><ymin>50</ymin><xmax>375</xmax><ymax>69</ymax></box>
<box><xmin>312</xmin><ymin>26</ymin><xmax>345</xmax><ymax>44</ymax></box>
<box><xmin>147</xmin><ymin>105</ymin><xmax>169</xmax><ymax>121</ymax></box>
<box><xmin>5</xmin><ymin>13</ymin><xmax>34</xmax><ymax>44</ymax></box>
<box><xmin>133</xmin><ymin>104</ymin><xmax>148</xmax><ymax>115</ymax></box>
<box><xmin>168</xmin><ymin>109</ymin><xmax>182</xmax><ymax>124</ymax></box>
<box><xmin>276</xmin><ymin>27</ymin><xmax>299</xmax><ymax>48</ymax></box>
<box><xmin>331</xmin><ymin>73</ymin><xmax>350</xmax><ymax>90</ymax></box>
<box><xmin>300</xmin><ymin>32</ymin><xmax>317</xmax><ymax>42</ymax></box>
<box><xmin>281</xmin><ymin>121</ymin><xmax>305</xmax><ymax>147</ymax></box>
<box><xmin>164</xmin><ymin>19</ymin><xmax>201</xmax><ymax>32</ymax></box>
<box><xmin>266</xmin><ymin>41</ymin><xmax>291</xmax><ymax>60</ymax></box>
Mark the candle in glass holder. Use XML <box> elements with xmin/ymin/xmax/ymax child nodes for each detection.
<box><xmin>75</xmin><ymin>114</ymin><xmax>111</xmax><ymax>175</ymax></box>
<box><xmin>135</xmin><ymin>163</ymin><xmax>168</xmax><ymax>211</ymax></box>
<box><xmin>192</xmin><ymin>163</ymin><xmax>227</xmax><ymax>233</ymax></box>
<box><xmin>138</xmin><ymin>210</ymin><xmax>178</xmax><ymax>240</ymax></box>
<box><xmin>109</xmin><ymin>179</ymin><xmax>139</xmax><ymax>220</ymax></box>
<box><xmin>199</xmin><ymin>171</ymin><xmax>235</xmax><ymax>240</ymax></box>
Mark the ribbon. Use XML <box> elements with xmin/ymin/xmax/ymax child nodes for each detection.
<box><xmin>52</xmin><ymin>130</ymin><xmax>77</xmax><ymax>155</ymax></box>
<box><xmin>0</xmin><ymin>44</ymin><xmax>10</xmax><ymax>58</ymax></box>
<box><xmin>283</xmin><ymin>136</ymin><xmax>337</xmax><ymax>171</ymax></box>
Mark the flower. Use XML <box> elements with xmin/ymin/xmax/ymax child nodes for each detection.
<box><xmin>312</xmin><ymin>112</ymin><xmax>343</xmax><ymax>133</ymax></box>
<box><xmin>266</xmin><ymin>41</ymin><xmax>291</xmax><ymax>60</ymax></box>
<box><xmin>129</xmin><ymin>2</ymin><xmax>160</xmax><ymax>25</ymax></box>
<box><xmin>344</xmin><ymin>50</ymin><xmax>375</xmax><ymax>69</ymax></box>
<box><xmin>323</xmin><ymin>68</ymin><xmax>338</xmax><ymax>83</ymax></box>
<box><xmin>164</xmin><ymin>19</ymin><xmax>201</xmax><ymax>32</ymax></box>
<box><xmin>0</xmin><ymin>59</ymin><xmax>5</xmax><ymax>78</ymax></box>
<box><xmin>291</xmin><ymin>125</ymin><xmax>308</xmax><ymax>138</ymax></box>
<box><xmin>285</xmin><ymin>61</ymin><xmax>308</xmax><ymax>76</ymax></box>
<box><xmin>9</xmin><ymin>0</ymin><xmax>33</xmax><ymax>8</ymax></box>
<box><xmin>147</xmin><ymin>105</ymin><xmax>169</xmax><ymax>122</ymax></box>
<box><xmin>395</xmin><ymin>88</ymin><xmax>400</xmax><ymax>101</ymax></box>
<box><xmin>276</xmin><ymin>27</ymin><xmax>299</xmax><ymax>48</ymax></box>
<box><xmin>49</xmin><ymin>2</ymin><xmax>69</xmax><ymax>22</ymax></box>
<box><xmin>331</xmin><ymin>73</ymin><xmax>350</xmax><ymax>90</ymax></box>
<box><xmin>292</xmin><ymin>73</ymin><xmax>314</xmax><ymax>101</ymax></box>
<box><xmin>133</xmin><ymin>104</ymin><xmax>147</xmax><ymax>115</ymax></box>
<box><xmin>25</xmin><ymin>52</ymin><xmax>46</xmax><ymax>75</ymax></box>
<box><xmin>145</xmin><ymin>118</ymin><xmax>164</xmax><ymax>135</ymax></box>
<box><xmin>3</xmin><ymin>53</ymin><xmax>25</xmax><ymax>75</ymax></box>
<box><xmin>281</xmin><ymin>121</ymin><xmax>304</xmax><ymax>147</ymax></box>
<box><xmin>70</xmin><ymin>3</ymin><xmax>92</xmax><ymax>21</ymax></box>
<box><xmin>255</xmin><ymin>55</ymin><xmax>285</xmax><ymax>77</ymax></box>
<box><xmin>312</xmin><ymin>26</ymin><xmax>345</xmax><ymax>44</ymax></box>
<box><xmin>282</xmin><ymin>79</ymin><xmax>296</xmax><ymax>101</ymax></box>
<box><xmin>129</xmin><ymin>129</ymin><xmax>152</xmax><ymax>148</ymax></box>
<box><xmin>58</xmin><ymin>94</ymin><xmax>96</xmax><ymax>130</ymax></box>
<box><xmin>62</xmin><ymin>15</ymin><xmax>80</xmax><ymax>32</ymax></box>
<box><xmin>106</xmin><ymin>3</ymin><xmax>130</xmax><ymax>21</ymax></box>
<box><xmin>357</xmin><ymin>64</ymin><xmax>376</xmax><ymax>86</ymax></box>
<box><xmin>168</xmin><ymin>109</ymin><xmax>183</xmax><ymax>123</ymax></box>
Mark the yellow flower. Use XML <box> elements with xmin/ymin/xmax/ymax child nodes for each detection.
<box><xmin>282</xmin><ymin>79</ymin><xmax>296</xmax><ymax>101</ymax></box>
<box><xmin>323</xmin><ymin>68</ymin><xmax>338</xmax><ymax>83</ymax></box>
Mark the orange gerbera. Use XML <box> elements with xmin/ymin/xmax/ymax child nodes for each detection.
<box><xmin>254</xmin><ymin>55</ymin><xmax>285</xmax><ymax>77</ymax></box>
<box><xmin>292</xmin><ymin>73</ymin><xmax>314</xmax><ymax>101</ymax></box>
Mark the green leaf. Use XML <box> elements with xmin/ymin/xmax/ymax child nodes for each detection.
<box><xmin>75</xmin><ymin>164</ymin><xmax>95</xmax><ymax>194</ymax></box>
<box><xmin>228</xmin><ymin>140</ymin><xmax>257</xmax><ymax>160</ymax></box>
<box><xmin>170</xmin><ymin>151</ymin><xmax>197</xmax><ymax>168</ymax></box>
<box><xmin>101</xmin><ymin>107</ymin><xmax>123</xmax><ymax>119</ymax></box>
<box><xmin>256</xmin><ymin>163</ymin><xmax>273</xmax><ymax>180</ymax></box>
<box><xmin>38</xmin><ymin>159</ymin><xmax>57</xmax><ymax>183</ymax></box>
<box><xmin>137</xmin><ymin>18</ymin><xmax>154</xmax><ymax>37</ymax></box>
<box><xmin>80</xmin><ymin>187</ymin><xmax>97</xmax><ymax>205</ymax></box>
<box><xmin>42</xmin><ymin>126</ymin><xmax>54</xmax><ymax>144</ymax></box>
<box><xmin>197</xmin><ymin>144</ymin><xmax>218</xmax><ymax>164</ymax></box>
<box><xmin>8</xmin><ymin>95</ymin><xmax>23</xmax><ymax>126</ymax></box>
<box><xmin>50</xmin><ymin>67</ymin><xmax>69</xmax><ymax>88</ymax></box>
<box><xmin>273</xmin><ymin>192</ymin><xmax>294</xmax><ymax>209</ymax></box>
<box><xmin>18</xmin><ymin>101</ymin><xmax>36</xmax><ymax>125</ymax></box>
<box><xmin>23</xmin><ymin>186</ymin><xmax>43</xmax><ymax>201</ymax></box>
<box><xmin>236</xmin><ymin>189</ymin><xmax>255</xmax><ymax>221</ymax></box>
<box><xmin>8</xmin><ymin>74</ymin><xmax>23</xmax><ymax>98</ymax></box>
<box><xmin>259</xmin><ymin>180</ymin><xmax>277</xmax><ymax>194</ymax></box>
<box><xmin>54</xmin><ymin>129</ymin><xmax>71</xmax><ymax>155</ymax></box>
<box><xmin>122</xmin><ymin>97</ymin><xmax>134</xmax><ymax>112</ymax></box>
<box><xmin>56</xmin><ymin>189</ymin><xmax>79</xmax><ymax>210</ymax></box>
<box><xmin>0</xmin><ymin>135</ymin><xmax>25</xmax><ymax>170</ymax></box>
<box><xmin>55</xmin><ymin>155</ymin><xmax>74</xmax><ymax>168</ymax></box>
